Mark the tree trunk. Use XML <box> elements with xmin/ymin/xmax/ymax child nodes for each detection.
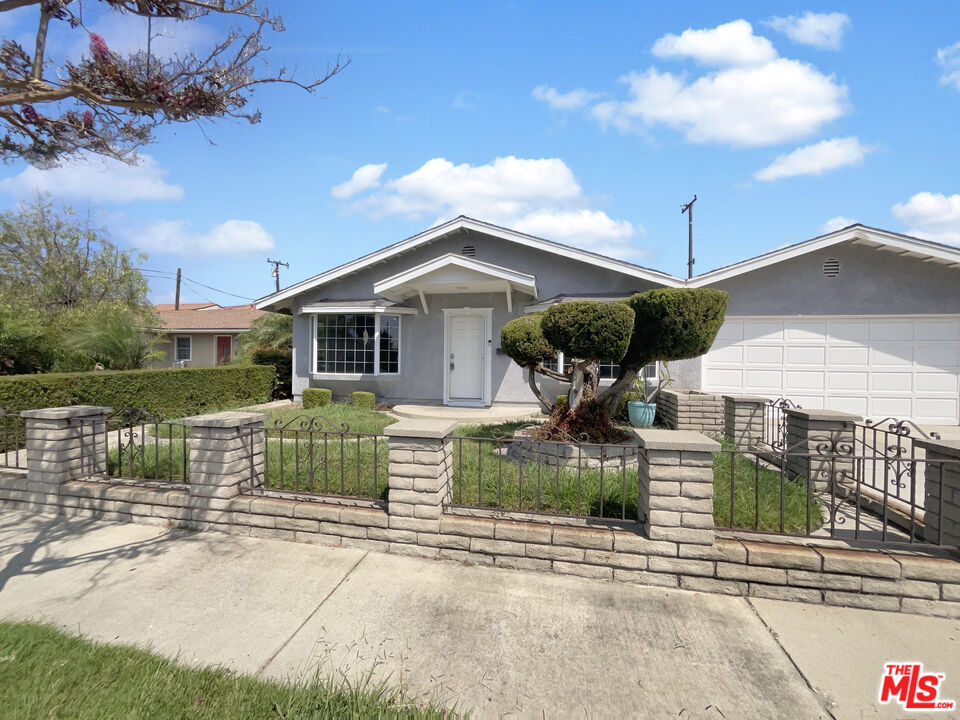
<box><xmin>596</xmin><ymin>366</ymin><xmax>639</xmax><ymax>418</ymax></box>
<box><xmin>568</xmin><ymin>364</ymin><xmax>586</xmax><ymax>410</ymax></box>
<box><xmin>527</xmin><ymin>367</ymin><xmax>554</xmax><ymax>413</ymax></box>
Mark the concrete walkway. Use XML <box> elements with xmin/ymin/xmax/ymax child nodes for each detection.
<box><xmin>0</xmin><ymin>510</ymin><xmax>956</xmax><ymax>719</ymax></box>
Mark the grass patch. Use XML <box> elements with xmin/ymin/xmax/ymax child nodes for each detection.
<box><xmin>452</xmin><ymin>421</ymin><xmax>638</xmax><ymax>520</ymax></box>
<box><xmin>712</xmin><ymin>440</ymin><xmax>822</xmax><ymax>534</ymax></box>
<box><xmin>106</xmin><ymin>440</ymin><xmax>189</xmax><ymax>482</ymax></box>
<box><xmin>0</xmin><ymin>621</ymin><xmax>451</xmax><ymax>719</ymax></box>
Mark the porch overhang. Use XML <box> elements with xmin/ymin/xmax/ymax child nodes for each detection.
<box><xmin>373</xmin><ymin>253</ymin><xmax>537</xmax><ymax>313</ymax></box>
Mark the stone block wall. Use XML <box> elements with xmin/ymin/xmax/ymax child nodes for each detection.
<box><xmin>784</xmin><ymin>408</ymin><xmax>861</xmax><ymax>490</ymax></box>
<box><xmin>2</xmin><ymin>406</ymin><xmax>959</xmax><ymax>619</ymax></box>
<box><xmin>656</xmin><ymin>389</ymin><xmax>723</xmax><ymax>435</ymax></box>
<box><xmin>917</xmin><ymin>437</ymin><xmax>960</xmax><ymax>547</ymax></box>
<box><xmin>723</xmin><ymin>395</ymin><xmax>768</xmax><ymax>449</ymax></box>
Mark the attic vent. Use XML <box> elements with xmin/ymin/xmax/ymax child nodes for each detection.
<box><xmin>823</xmin><ymin>258</ymin><xmax>841</xmax><ymax>277</ymax></box>
<box><xmin>461</xmin><ymin>245</ymin><xmax>476</xmax><ymax>257</ymax></box>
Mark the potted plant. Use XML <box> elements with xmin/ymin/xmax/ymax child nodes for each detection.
<box><xmin>626</xmin><ymin>362</ymin><xmax>672</xmax><ymax>428</ymax></box>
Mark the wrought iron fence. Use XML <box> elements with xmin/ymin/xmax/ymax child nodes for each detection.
<box><xmin>759</xmin><ymin>398</ymin><xmax>800</xmax><ymax>452</ymax></box>
<box><xmin>715</xmin><ymin>436</ymin><xmax>959</xmax><ymax>545</ymax></box>
<box><xmin>0</xmin><ymin>408</ymin><xmax>25</xmax><ymax>469</ymax></box>
<box><xmin>851</xmin><ymin>418</ymin><xmax>940</xmax><ymax>509</ymax></box>
<box><xmin>261</xmin><ymin>415</ymin><xmax>386</xmax><ymax>502</ymax></box>
<box><xmin>79</xmin><ymin>408</ymin><xmax>190</xmax><ymax>483</ymax></box>
<box><xmin>450</xmin><ymin>426</ymin><xmax>640</xmax><ymax>522</ymax></box>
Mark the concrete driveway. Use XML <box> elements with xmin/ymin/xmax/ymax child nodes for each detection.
<box><xmin>0</xmin><ymin>509</ymin><xmax>957</xmax><ymax>719</ymax></box>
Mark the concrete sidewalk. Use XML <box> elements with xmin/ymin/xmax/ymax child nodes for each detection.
<box><xmin>0</xmin><ymin>510</ymin><xmax>956</xmax><ymax>719</ymax></box>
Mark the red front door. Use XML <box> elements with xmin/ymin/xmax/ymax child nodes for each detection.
<box><xmin>216</xmin><ymin>336</ymin><xmax>232</xmax><ymax>364</ymax></box>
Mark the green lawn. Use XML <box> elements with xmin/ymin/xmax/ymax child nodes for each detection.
<box><xmin>0</xmin><ymin>621</ymin><xmax>452</xmax><ymax>719</ymax></box>
<box><xmin>712</xmin><ymin>440</ymin><xmax>822</xmax><ymax>534</ymax></box>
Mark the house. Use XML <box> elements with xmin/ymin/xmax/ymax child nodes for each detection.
<box><xmin>254</xmin><ymin>217</ymin><xmax>960</xmax><ymax>424</ymax></box>
<box><xmin>153</xmin><ymin>303</ymin><xmax>264</xmax><ymax>367</ymax></box>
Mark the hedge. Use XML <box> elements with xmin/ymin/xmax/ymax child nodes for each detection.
<box><xmin>250</xmin><ymin>348</ymin><xmax>292</xmax><ymax>400</ymax></box>
<box><xmin>303</xmin><ymin>388</ymin><xmax>332</xmax><ymax>409</ymax></box>
<box><xmin>0</xmin><ymin>365</ymin><xmax>275</xmax><ymax>419</ymax></box>
<box><xmin>352</xmin><ymin>391</ymin><xmax>376</xmax><ymax>409</ymax></box>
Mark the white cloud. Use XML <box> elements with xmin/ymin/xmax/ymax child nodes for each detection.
<box><xmin>937</xmin><ymin>42</ymin><xmax>960</xmax><ymax>91</ymax></box>
<box><xmin>594</xmin><ymin>59</ymin><xmax>848</xmax><ymax>146</ymax></box>
<box><xmin>336</xmin><ymin>156</ymin><xmax>647</xmax><ymax>259</ymax></box>
<box><xmin>532</xmin><ymin>85</ymin><xmax>602</xmax><ymax>110</ymax></box>
<box><xmin>753</xmin><ymin>137</ymin><xmax>873</xmax><ymax>181</ymax></box>
<box><xmin>651</xmin><ymin>19</ymin><xmax>777</xmax><ymax>66</ymax></box>
<box><xmin>891</xmin><ymin>192</ymin><xmax>960</xmax><ymax>246</ymax></box>
<box><xmin>133</xmin><ymin>219</ymin><xmax>275</xmax><ymax>256</ymax></box>
<box><xmin>821</xmin><ymin>216</ymin><xmax>857</xmax><ymax>234</ymax></box>
<box><xmin>451</xmin><ymin>91</ymin><xmax>480</xmax><ymax>110</ymax></box>
<box><xmin>0</xmin><ymin>154</ymin><xmax>183</xmax><ymax>203</ymax></box>
<box><xmin>331</xmin><ymin>163</ymin><xmax>387</xmax><ymax>199</ymax></box>
<box><xmin>765</xmin><ymin>12</ymin><xmax>850</xmax><ymax>50</ymax></box>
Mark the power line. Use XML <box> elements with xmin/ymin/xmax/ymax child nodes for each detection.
<box><xmin>140</xmin><ymin>268</ymin><xmax>256</xmax><ymax>302</ymax></box>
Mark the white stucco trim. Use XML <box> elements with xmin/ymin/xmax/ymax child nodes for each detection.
<box><xmin>255</xmin><ymin>216</ymin><xmax>682</xmax><ymax>310</ymax></box>
<box><xmin>687</xmin><ymin>225</ymin><xmax>960</xmax><ymax>287</ymax></box>
<box><xmin>442</xmin><ymin>307</ymin><xmax>493</xmax><ymax>407</ymax></box>
<box><xmin>300</xmin><ymin>304</ymin><xmax>418</xmax><ymax>315</ymax></box>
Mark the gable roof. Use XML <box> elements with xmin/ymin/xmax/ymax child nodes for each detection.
<box><xmin>153</xmin><ymin>302</ymin><xmax>218</xmax><ymax>312</ymax></box>
<box><xmin>687</xmin><ymin>224</ymin><xmax>960</xmax><ymax>287</ymax></box>
<box><xmin>255</xmin><ymin>216</ymin><xmax>683</xmax><ymax>310</ymax></box>
<box><xmin>155</xmin><ymin>304</ymin><xmax>265</xmax><ymax>332</ymax></box>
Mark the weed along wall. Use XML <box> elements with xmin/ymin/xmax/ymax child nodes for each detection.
<box><xmin>1</xmin><ymin>407</ymin><xmax>959</xmax><ymax>619</ymax></box>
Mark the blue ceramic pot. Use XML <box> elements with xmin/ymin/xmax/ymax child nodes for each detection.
<box><xmin>627</xmin><ymin>401</ymin><xmax>656</xmax><ymax>428</ymax></box>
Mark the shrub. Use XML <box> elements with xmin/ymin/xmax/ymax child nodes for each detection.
<box><xmin>554</xmin><ymin>393</ymin><xmax>568</xmax><ymax>412</ymax></box>
<box><xmin>541</xmin><ymin>301</ymin><xmax>634</xmax><ymax>363</ymax></box>
<box><xmin>619</xmin><ymin>288</ymin><xmax>728</xmax><ymax>369</ymax></box>
<box><xmin>251</xmin><ymin>348</ymin><xmax>292</xmax><ymax>400</ymax></box>
<box><xmin>500</xmin><ymin>314</ymin><xmax>553</xmax><ymax>368</ymax></box>
<box><xmin>0</xmin><ymin>365</ymin><xmax>275</xmax><ymax>418</ymax></box>
<box><xmin>352</xmin><ymin>391</ymin><xmax>376</xmax><ymax>409</ymax></box>
<box><xmin>303</xmin><ymin>388</ymin><xmax>332</xmax><ymax>409</ymax></box>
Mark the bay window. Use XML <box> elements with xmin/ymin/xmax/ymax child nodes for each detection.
<box><xmin>314</xmin><ymin>314</ymin><xmax>401</xmax><ymax>376</ymax></box>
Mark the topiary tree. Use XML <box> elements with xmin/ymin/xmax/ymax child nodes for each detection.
<box><xmin>595</xmin><ymin>288</ymin><xmax>728</xmax><ymax>417</ymax></box>
<box><xmin>502</xmin><ymin>289</ymin><xmax>728</xmax><ymax>426</ymax></box>
<box><xmin>501</xmin><ymin>301</ymin><xmax>634</xmax><ymax>413</ymax></box>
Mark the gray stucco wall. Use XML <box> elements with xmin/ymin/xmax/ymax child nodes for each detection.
<box><xmin>291</xmin><ymin>229</ymin><xmax>665</xmax><ymax>403</ymax></box>
<box><xmin>710</xmin><ymin>243</ymin><xmax>960</xmax><ymax>316</ymax></box>
<box><xmin>151</xmin><ymin>333</ymin><xmax>237</xmax><ymax>369</ymax></box>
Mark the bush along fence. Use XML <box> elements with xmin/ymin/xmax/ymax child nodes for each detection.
<box><xmin>1</xmin><ymin>405</ymin><xmax>959</xmax><ymax>618</ymax></box>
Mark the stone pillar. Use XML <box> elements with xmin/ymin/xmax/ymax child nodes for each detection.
<box><xmin>182</xmin><ymin>412</ymin><xmax>266</xmax><ymax>518</ymax></box>
<box><xmin>723</xmin><ymin>395</ymin><xmax>768</xmax><ymax>449</ymax></box>
<box><xmin>915</xmin><ymin>437</ymin><xmax>960</xmax><ymax>547</ymax></box>
<box><xmin>384</xmin><ymin>419</ymin><xmax>457</xmax><ymax>532</ymax></box>
<box><xmin>658</xmin><ymin>389</ymin><xmax>724</xmax><ymax>434</ymax></box>
<box><xmin>21</xmin><ymin>405</ymin><xmax>111</xmax><ymax>513</ymax></box>
<box><xmin>784</xmin><ymin>408</ymin><xmax>861</xmax><ymax>491</ymax></box>
<box><xmin>636</xmin><ymin>429</ymin><xmax>720</xmax><ymax>545</ymax></box>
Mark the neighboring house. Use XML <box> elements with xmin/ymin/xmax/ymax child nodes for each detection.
<box><xmin>152</xmin><ymin>303</ymin><xmax>264</xmax><ymax>367</ymax></box>
<box><xmin>254</xmin><ymin>217</ymin><xmax>960</xmax><ymax>424</ymax></box>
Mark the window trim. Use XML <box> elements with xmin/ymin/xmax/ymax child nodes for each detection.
<box><xmin>174</xmin><ymin>335</ymin><xmax>192</xmax><ymax>362</ymax></box>
<box><xmin>311</xmin><ymin>313</ymin><xmax>402</xmax><ymax>379</ymax></box>
<box><xmin>543</xmin><ymin>353</ymin><xmax>658</xmax><ymax>384</ymax></box>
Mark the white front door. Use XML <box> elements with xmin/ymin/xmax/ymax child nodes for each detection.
<box><xmin>448</xmin><ymin>314</ymin><xmax>484</xmax><ymax>401</ymax></box>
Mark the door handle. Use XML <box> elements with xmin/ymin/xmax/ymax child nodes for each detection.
<box><xmin>450</xmin><ymin>361</ymin><xmax>455</xmax><ymax>370</ymax></box>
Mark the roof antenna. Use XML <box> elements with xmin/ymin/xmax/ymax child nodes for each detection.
<box><xmin>681</xmin><ymin>195</ymin><xmax>697</xmax><ymax>279</ymax></box>
<box><xmin>267</xmin><ymin>258</ymin><xmax>289</xmax><ymax>293</ymax></box>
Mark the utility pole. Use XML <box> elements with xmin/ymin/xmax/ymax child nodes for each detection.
<box><xmin>267</xmin><ymin>258</ymin><xmax>289</xmax><ymax>293</ymax></box>
<box><xmin>174</xmin><ymin>267</ymin><xmax>181</xmax><ymax>310</ymax></box>
<box><xmin>681</xmin><ymin>195</ymin><xmax>697</xmax><ymax>279</ymax></box>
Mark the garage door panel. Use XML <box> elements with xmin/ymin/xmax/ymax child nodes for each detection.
<box><xmin>785</xmin><ymin>371</ymin><xmax>824</xmax><ymax>390</ymax></box>
<box><xmin>744</xmin><ymin>369</ymin><xmax>782</xmax><ymax>390</ymax></box>
<box><xmin>870</xmin><ymin>320</ymin><xmax>914</xmax><ymax>342</ymax></box>
<box><xmin>828</xmin><ymin>321</ymin><xmax>870</xmax><ymax>343</ymax></box>
<box><xmin>870</xmin><ymin>397</ymin><xmax>913</xmax><ymax>419</ymax></box>
<box><xmin>872</xmin><ymin>372</ymin><xmax>912</xmax><ymax>392</ymax></box>
<box><xmin>829</xmin><ymin>346</ymin><xmax>869</xmax><ymax>365</ymax></box>
<box><xmin>871</xmin><ymin>344</ymin><xmax>913</xmax><ymax>367</ymax></box>
<box><xmin>745</xmin><ymin>346</ymin><xmax>783</xmax><ymax>364</ymax></box>
<box><xmin>785</xmin><ymin>321</ymin><xmax>826</xmax><ymax>341</ymax></box>
<box><xmin>917</xmin><ymin>320</ymin><xmax>959</xmax><ymax>341</ymax></box>
<box><xmin>916</xmin><ymin>372</ymin><xmax>958</xmax><ymax>392</ymax></box>
<box><xmin>703</xmin><ymin>316</ymin><xmax>960</xmax><ymax>424</ymax></box>
<box><xmin>828</xmin><ymin>372</ymin><xmax>868</xmax><ymax>391</ymax></box>
<box><xmin>786</xmin><ymin>346</ymin><xmax>825</xmax><ymax>365</ymax></box>
<box><xmin>916</xmin><ymin>344</ymin><xmax>959</xmax><ymax>370</ymax></box>
<box><xmin>914</xmin><ymin>398</ymin><xmax>960</xmax><ymax>424</ymax></box>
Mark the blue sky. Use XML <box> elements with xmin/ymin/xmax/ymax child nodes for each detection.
<box><xmin>1</xmin><ymin>2</ymin><xmax>958</xmax><ymax>305</ymax></box>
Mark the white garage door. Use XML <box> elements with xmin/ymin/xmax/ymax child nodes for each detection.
<box><xmin>702</xmin><ymin>316</ymin><xmax>960</xmax><ymax>424</ymax></box>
